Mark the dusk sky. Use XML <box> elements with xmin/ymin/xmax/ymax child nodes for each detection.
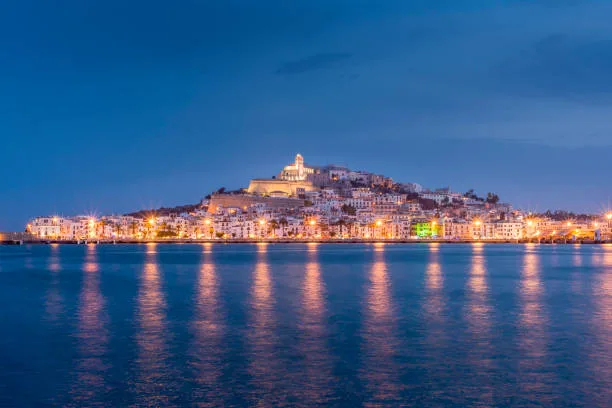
<box><xmin>2</xmin><ymin>0</ymin><xmax>612</xmax><ymax>230</ymax></box>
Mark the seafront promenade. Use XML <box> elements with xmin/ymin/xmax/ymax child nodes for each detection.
<box><xmin>1</xmin><ymin>236</ymin><xmax>610</xmax><ymax>245</ymax></box>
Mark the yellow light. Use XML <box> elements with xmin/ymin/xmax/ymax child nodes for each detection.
<box><xmin>89</xmin><ymin>218</ymin><xmax>95</xmax><ymax>226</ymax></box>
<box><xmin>431</xmin><ymin>221</ymin><xmax>437</xmax><ymax>226</ymax></box>
<box><xmin>204</xmin><ymin>219</ymin><xmax>211</xmax><ymax>225</ymax></box>
<box><xmin>309</xmin><ymin>219</ymin><xmax>316</xmax><ymax>226</ymax></box>
<box><xmin>607</xmin><ymin>213</ymin><xmax>612</xmax><ymax>220</ymax></box>
<box><xmin>594</xmin><ymin>222</ymin><xmax>599</xmax><ymax>228</ymax></box>
<box><xmin>148</xmin><ymin>218</ymin><xmax>156</xmax><ymax>226</ymax></box>
<box><xmin>527</xmin><ymin>220</ymin><xmax>533</xmax><ymax>226</ymax></box>
<box><xmin>259</xmin><ymin>219</ymin><xmax>266</xmax><ymax>225</ymax></box>
<box><xmin>52</xmin><ymin>216</ymin><xmax>59</xmax><ymax>224</ymax></box>
<box><xmin>474</xmin><ymin>220</ymin><xmax>482</xmax><ymax>226</ymax></box>
<box><xmin>566</xmin><ymin>222</ymin><xmax>572</xmax><ymax>227</ymax></box>
<box><xmin>376</xmin><ymin>220</ymin><xmax>382</xmax><ymax>227</ymax></box>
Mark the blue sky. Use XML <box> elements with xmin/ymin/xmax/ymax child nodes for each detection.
<box><xmin>1</xmin><ymin>0</ymin><xmax>612</xmax><ymax>229</ymax></box>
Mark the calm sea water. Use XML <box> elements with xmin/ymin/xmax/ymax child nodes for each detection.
<box><xmin>0</xmin><ymin>243</ymin><xmax>610</xmax><ymax>407</ymax></box>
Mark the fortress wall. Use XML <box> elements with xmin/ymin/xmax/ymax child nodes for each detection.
<box><xmin>208</xmin><ymin>194</ymin><xmax>305</xmax><ymax>213</ymax></box>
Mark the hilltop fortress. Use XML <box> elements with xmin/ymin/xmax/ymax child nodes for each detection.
<box><xmin>247</xmin><ymin>153</ymin><xmax>319</xmax><ymax>197</ymax></box>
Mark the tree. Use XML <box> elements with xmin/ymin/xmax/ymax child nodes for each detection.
<box><xmin>464</xmin><ymin>189</ymin><xmax>479</xmax><ymax>200</ymax></box>
<box><xmin>486</xmin><ymin>192</ymin><xmax>500</xmax><ymax>204</ymax></box>
<box><xmin>269</xmin><ymin>219</ymin><xmax>279</xmax><ymax>237</ymax></box>
<box><xmin>279</xmin><ymin>218</ymin><xmax>288</xmax><ymax>237</ymax></box>
<box><xmin>341</xmin><ymin>204</ymin><xmax>357</xmax><ymax>216</ymax></box>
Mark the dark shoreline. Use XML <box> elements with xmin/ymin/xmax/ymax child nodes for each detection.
<box><xmin>2</xmin><ymin>239</ymin><xmax>610</xmax><ymax>246</ymax></box>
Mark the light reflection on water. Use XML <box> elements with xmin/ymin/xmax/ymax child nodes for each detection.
<box><xmin>464</xmin><ymin>243</ymin><xmax>494</xmax><ymax>405</ymax></box>
<box><xmin>588</xmin><ymin>245</ymin><xmax>612</xmax><ymax>406</ymax></box>
<box><xmin>190</xmin><ymin>243</ymin><xmax>226</xmax><ymax>406</ymax></box>
<box><xmin>133</xmin><ymin>243</ymin><xmax>173</xmax><ymax>406</ymax></box>
<box><xmin>2</xmin><ymin>243</ymin><xmax>611</xmax><ymax>406</ymax></box>
<box><xmin>518</xmin><ymin>244</ymin><xmax>554</xmax><ymax>404</ymax></box>
<box><xmin>44</xmin><ymin>244</ymin><xmax>64</xmax><ymax>324</ymax></box>
<box><xmin>71</xmin><ymin>244</ymin><xmax>109</xmax><ymax>405</ymax></box>
<box><xmin>361</xmin><ymin>243</ymin><xmax>401</xmax><ymax>406</ymax></box>
<box><xmin>294</xmin><ymin>243</ymin><xmax>335</xmax><ymax>405</ymax></box>
<box><xmin>247</xmin><ymin>243</ymin><xmax>282</xmax><ymax>405</ymax></box>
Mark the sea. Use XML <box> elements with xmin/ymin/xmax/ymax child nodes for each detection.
<box><xmin>0</xmin><ymin>243</ymin><xmax>610</xmax><ymax>407</ymax></box>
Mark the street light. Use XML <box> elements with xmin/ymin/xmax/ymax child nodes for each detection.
<box><xmin>309</xmin><ymin>219</ymin><xmax>316</xmax><ymax>226</ymax></box>
<box><xmin>606</xmin><ymin>212</ymin><xmax>612</xmax><ymax>220</ymax></box>
<box><xmin>474</xmin><ymin>220</ymin><xmax>482</xmax><ymax>226</ymax></box>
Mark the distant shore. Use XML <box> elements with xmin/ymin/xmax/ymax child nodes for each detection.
<box><xmin>2</xmin><ymin>238</ymin><xmax>611</xmax><ymax>246</ymax></box>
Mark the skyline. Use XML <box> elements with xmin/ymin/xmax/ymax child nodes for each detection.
<box><xmin>2</xmin><ymin>1</ymin><xmax>612</xmax><ymax>230</ymax></box>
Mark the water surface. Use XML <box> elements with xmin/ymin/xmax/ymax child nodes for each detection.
<box><xmin>0</xmin><ymin>243</ymin><xmax>610</xmax><ymax>406</ymax></box>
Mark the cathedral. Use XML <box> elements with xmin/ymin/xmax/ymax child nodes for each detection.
<box><xmin>278</xmin><ymin>153</ymin><xmax>316</xmax><ymax>181</ymax></box>
<box><xmin>247</xmin><ymin>154</ymin><xmax>318</xmax><ymax>197</ymax></box>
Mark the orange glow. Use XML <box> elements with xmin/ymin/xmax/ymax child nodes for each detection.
<box><xmin>148</xmin><ymin>218</ymin><xmax>156</xmax><ymax>226</ymax></box>
<box><xmin>431</xmin><ymin>220</ymin><xmax>437</xmax><ymax>226</ymax></box>
<box><xmin>607</xmin><ymin>213</ymin><xmax>612</xmax><ymax>220</ymax></box>
<box><xmin>309</xmin><ymin>219</ymin><xmax>316</xmax><ymax>226</ymax></box>
<box><xmin>593</xmin><ymin>222</ymin><xmax>599</xmax><ymax>228</ymax></box>
<box><xmin>527</xmin><ymin>220</ymin><xmax>533</xmax><ymax>226</ymax></box>
<box><xmin>204</xmin><ymin>219</ymin><xmax>211</xmax><ymax>225</ymax></box>
<box><xmin>259</xmin><ymin>219</ymin><xmax>266</xmax><ymax>225</ymax></box>
<box><xmin>566</xmin><ymin>221</ymin><xmax>572</xmax><ymax>227</ymax></box>
<box><xmin>474</xmin><ymin>220</ymin><xmax>482</xmax><ymax>226</ymax></box>
<box><xmin>376</xmin><ymin>220</ymin><xmax>383</xmax><ymax>227</ymax></box>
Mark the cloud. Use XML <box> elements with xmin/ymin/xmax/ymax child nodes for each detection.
<box><xmin>276</xmin><ymin>53</ymin><xmax>352</xmax><ymax>75</ymax></box>
<box><xmin>497</xmin><ymin>33</ymin><xmax>612</xmax><ymax>101</ymax></box>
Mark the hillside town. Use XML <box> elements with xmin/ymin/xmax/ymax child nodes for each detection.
<box><xmin>25</xmin><ymin>154</ymin><xmax>612</xmax><ymax>242</ymax></box>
